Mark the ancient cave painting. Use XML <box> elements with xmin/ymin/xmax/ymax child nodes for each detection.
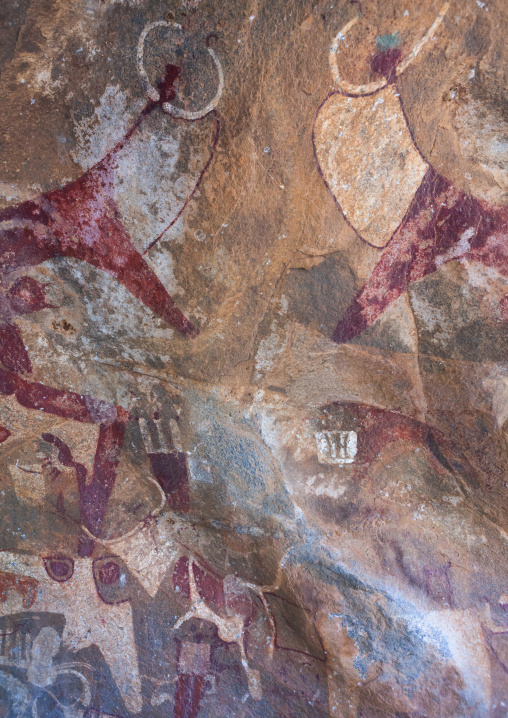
<box><xmin>322</xmin><ymin>401</ymin><xmax>440</xmax><ymax>461</ymax></box>
<box><xmin>1</xmin><ymin>414</ymin><xmax>286</xmax><ymax>717</ymax></box>
<box><xmin>0</xmin><ymin>571</ymin><xmax>39</xmax><ymax>611</ymax></box>
<box><xmin>139</xmin><ymin>411</ymin><xmax>191</xmax><ymax>514</ymax></box>
<box><xmin>317</xmin><ymin>400</ymin><xmax>508</xmax><ymax>537</ymax></box>
<box><xmin>318</xmin><ymin>401</ymin><xmax>475</xmax><ymax>488</ymax></box>
<box><xmin>0</xmin><ymin>614</ymin><xmax>94</xmax><ymax>717</ymax></box>
<box><xmin>171</xmin><ymin>554</ymin><xmax>262</xmax><ymax>716</ymax></box>
<box><xmin>313</xmin><ymin>2</ymin><xmax>508</xmax><ymax>344</ymax></box>
<box><xmin>0</xmin><ymin>550</ymin><xmax>144</xmax><ymax>712</ymax></box>
<box><xmin>0</xmin><ymin>511</ymin><xmax>326</xmax><ymax>717</ymax></box>
<box><xmin>0</xmin><ymin>23</ymin><xmax>224</xmax><ymax>540</ymax></box>
<box><xmin>0</xmin><ymin>614</ymin><xmax>95</xmax><ymax>717</ymax></box>
<box><xmin>169</xmin><ymin>551</ymin><xmax>327</xmax><ymax>717</ymax></box>
<box><xmin>332</xmin><ymin>167</ymin><xmax>508</xmax><ymax>344</ymax></box>
<box><xmin>0</xmin><ymin>24</ymin><xmax>227</xmax><ymax>708</ymax></box>
<box><xmin>0</xmin><ymin>63</ymin><xmax>219</xmax><ymax>338</ymax></box>
<box><xmin>136</xmin><ymin>20</ymin><xmax>224</xmax><ymax>253</ymax></box>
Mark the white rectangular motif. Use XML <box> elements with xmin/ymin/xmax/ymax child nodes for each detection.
<box><xmin>315</xmin><ymin>431</ymin><xmax>357</xmax><ymax>464</ymax></box>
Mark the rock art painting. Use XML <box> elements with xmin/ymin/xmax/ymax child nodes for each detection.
<box><xmin>0</xmin><ymin>19</ymin><xmax>222</xmax><ymax>536</ymax></box>
<box><xmin>313</xmin><ymin>2</ymin><xmax>508</xmax><ymax>345</ymax></box>
<box><xmin>1</xmin><ymin>1</ymin><xmax>508</xmax><ymax>716</ymax></box>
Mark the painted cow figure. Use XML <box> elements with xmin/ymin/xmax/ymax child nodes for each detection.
<box><xmin>0</xmin><ymin>56</ymin><xmax>221</xmax><ymax>541</ymax></box>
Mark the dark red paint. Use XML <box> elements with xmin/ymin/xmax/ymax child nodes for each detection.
<box><xmin>371</xmin><ymin>48</ymin><xmax>402</xmax><ymax>83</ymax></box>
<box><xmin>172</xmin><ymin>555</ymin><xmax>225</xmax><ymax>610</ymax></box>
<box><xmin>0</xmin><ymin>322</ymin><xmax>31</xmax><ymax>374</ymax></box>
<box><xmin>41</xmin><ymin>421</ymin><xmax>127</xmax><ymax>539</ymax></box>
<box><xmin>193</xmin><ymin>562</ymin><xmax>225</xmax><ymax>609</ymax></box>
<box><xmin>148</xmin><ymin>451</ymin><xmax>190</xmax><ymax>513</ymax></box>
<box><xmin>97</xmin><ymin>560</ymin><xmax>121</xmax><ymax>585</ymax></box>
<box><xmin>321</xmin><ymin>401</ymin><xmax>457</xmax><ymax>481</ymax></box>
<box><xmin>0</xmin><ymin>63</ymin><xmax>220</xmax><ymax>539</ymax></box>
<box><xmin>40</xmin><ymin>432</ymin><xmax>88</xmax><ymax>483</ymax></box>
<box><xmin>332</xmin><ymin>167</ymin><xmax>508</xmax><ymax>344</ymax></box>
<box><xmin>92</xmin><ymin>556</ymin><xmax>131</xmax><ymax>605</ymax></box>
<box><xmin>0</xmin><ymin>364</ymin><xmax>193</xmax><ymax>536</ymax></box>
<box><xmin>82</xmin><ymin>419</ymin><xmax>127</xmax><ymax>538</ymax></box>
<box><xmin>43</xmin><ymin>556</ymin><xmax>75</xmax><ymax>583</ymax></box>
<box><xmin>0</xmin><ymin>277</ymin><xmax>53</xmax><ymax>374</ymax></box>
<box><xmin>173</xmin><ymin>555</ymin><xmax>191</xmax><ymax>597</ymax></box>
<box><xmin>170</xmin><ymin>556</ymin><xmax>222</xmax><ymax>718</ymax></box>
<box><xmin>158</xmin><ymin>63</ymin><xmax>181</xmax><ymax>104</ymax></box>
<box><xmin>38</xmin><ymin>156</ymin><xmax>197</xmax><ymax>337</ymax></box>
<box><xmin>0</xmin><ymin>62</ymin><xmax>217</xmax><ymax>336</ymax></box>
<box><xmin>0</xmin><ymin>570</ymin><xmax>38</xmax><ymax>609</ymax></box>
<box><xmin>0</xmin><ymin>365</ymin><xmax>126</xmax><ymax>428</ymax></box>
<box><xmin>6</xmin><ymin>276</ymin><xmax>54</xmax><ymax>315</ymax></box>
<box><xmin>0</xmin><ymin>426</ymin><xmax>10</xmax><ymax>443</ymax></box>
<box><xmin>173</xmin><ymin>673</ymin><xmax>204</xmax><ymax>718</ymax></box>
<box><xmin>314</xmin><ymin>37</ymin><xmax>508</xmax><ymax>345</ymax></box>
<box><xmin>323</xmin><ymin>401</ymin><xmax>508</xmax><ymax>527</ymax></box>
<box><xmin>77</xmin><ymin>536</ymin><xmax>96</xmax><ymax>558</ymax></box>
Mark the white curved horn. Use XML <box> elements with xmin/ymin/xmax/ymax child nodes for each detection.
<box><xmin>137</xmin><ymin>21</ymin><xmax>183</xmax><ymax>102</ymax></box>
<box><xmin>397</xmin><ymin>1</ymin><xmax>450</xmax><ymax>76</ymax></box>
<box><xmin>329</xmin><ymin>15</ymin><xmax>387</xmax><ymax>96</ymax></box>
<box><xmin>329</xmin><ymin>1</ymin><xmax>450</xmax><ymax>97</ymax></box>
<box><xmin>137</xmin><ymin>20</ymin><xmax>224</xmax><ymax>120</ymax></box>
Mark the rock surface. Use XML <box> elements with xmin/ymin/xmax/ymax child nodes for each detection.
<box><xmin>0</xmin><ymin>0</ymin><xmax>507</xmax><ymax>716</ymax></box>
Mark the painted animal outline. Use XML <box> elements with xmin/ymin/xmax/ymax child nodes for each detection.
<box><xmin>312</xmin><ymin>2</ymin><xmax>508</xmax><ymax>344</ymax></box>
<box><xmin>0</xmin><ymin>22</ymin><xmax>224</xmax><ymax>540</ymax></box>
<box><xmin>0</xmin><ymin>521</ymin><xmax>317</xmax><ymax>718</ymax></box>
<box><xmin>0</xmin><ymin>23</ymin><xmax>226</xmax><ymax>714</ymax></box>
<box><xmin>0</xmin><ymin>550</ymin><xmax>144</xmax><ymax>714</ymax></box>
<box><xmin>167</xmin><ymin>546</ymin><xmax>328</xmax><ymax>717</ymax></box>
<box><xmin>307</xmin><ymin>399</ymin><xmax>508</xmax><ymax>717</ymax></box>
<box><xmin>0</xmin><ymin>402</ymin><xmax>315</xmax><ymax>718</ymax></box>
<box><xmin>314</xmin><ymin>399</ymin><xmax>506</xmax><ymax>524</ymax></box>
<box><xmin>0</xmin><ymin>618</ymin><xmax>94</xmax><ymax>718</ymax></box>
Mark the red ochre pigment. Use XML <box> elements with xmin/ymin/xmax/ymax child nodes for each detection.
<box><xmin>0</xmin><ymin>64</ymin><xmax>219</xmax><ymax>538</ymax></box>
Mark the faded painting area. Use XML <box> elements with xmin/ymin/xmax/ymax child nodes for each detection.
<box><xmin>0</xmin><ymin>0</ymin><xmax>507</xmax><ymax>716</ymax></box>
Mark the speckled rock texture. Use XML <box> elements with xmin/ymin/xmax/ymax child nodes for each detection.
<box><xmin>0</xmin><ymin>0</ymin><xmax>507</xmax><ymax>716</ymax></box>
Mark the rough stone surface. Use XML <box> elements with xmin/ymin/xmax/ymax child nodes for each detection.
<box><xmin>0</xmin><ymin>1</ymin><xmax>507</xmax><ymax>716</ymax></box>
